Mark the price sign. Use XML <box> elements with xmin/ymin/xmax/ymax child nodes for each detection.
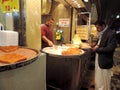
<box><xmin>0</xmin><ymin>0</ymin><xmax>19</xmax><ymax>13</ymax></box>
<box><xmin>59</xmin><ymin>18</ymin><xmax>70</xmax><ymax>27</ymax></box>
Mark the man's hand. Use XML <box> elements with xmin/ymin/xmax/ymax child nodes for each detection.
<box><xmin>92</xmin><ymin>45</ymin><xmax>99</xmax><ymax>52</ymax></box>
<box><xmin>48</xmin><ymin>41</ymin><xmax>53</xmax><ymax>47</ymax></box>
<box><xmin>42</xmin><ymin>36</ymin><xmax>54</xmax><ymax>47</ymax></box>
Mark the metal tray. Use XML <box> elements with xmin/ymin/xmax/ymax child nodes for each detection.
<box><xmin>0</xmin><ymin>47</ymin><xmax>39</xmax><ymax>72</ymax></box>
<box><xmin>41</xmin><ymin>47</ymin><xmax>85</xmax><ymax>58</ymax></box>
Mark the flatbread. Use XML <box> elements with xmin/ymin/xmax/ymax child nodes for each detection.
<box><xmin>0</xmin><ymin>46</ymin><xmax>19</xmax><ymax>52</ymax></box>
<box><xmin>62</xmin><ymin>48</ymin><xmax>82</xmax><ymax>55</ymax></box>
<box><xmin>0</xmin><ymin>53</ymin><xmax>27</xmax><ymax>64</ymax></box>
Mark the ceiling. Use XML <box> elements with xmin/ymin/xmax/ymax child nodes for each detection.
<box><xmin>54</xmin><ymin>0</ymin><xmax>85</xmax><ymax>8</ymax></box>
<box><xmin>54</xmin><ymin>0</ymin><xmax>120</xmax><ymax>26</ymax></box>
<box><xmin>65</xmin><ymin>0</ymin><xmax>85</xmax><ymax>8</ymax></box>
<box><xmin>94</xmin><ymin>0</ymin><xmax>120</xmax><ymax>24</ymax></box>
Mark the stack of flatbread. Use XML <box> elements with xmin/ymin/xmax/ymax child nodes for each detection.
<box><xmin>62</xmin><ymin>48</ymin><xmax>82</xmax><ymax>55</ymax></box>
<box><xmin>0</xmin><ymin>46</ymin><xmax>19</xmax><ymax>52</ymax></box>
<box><xmin>0</xmin><ymin>46</ymin><xmax>37</xmax><ymax>64</ymax></box>
<box><xmin>0</xmin><ymin>53</ymin><xmax>27</xmax><ymax>64</ymax></box>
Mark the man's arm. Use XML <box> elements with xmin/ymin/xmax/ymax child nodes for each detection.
<box><xmin>42</xmin><ymin>35</ymin><xmax>53</xmax><ymax>47</ymax></box>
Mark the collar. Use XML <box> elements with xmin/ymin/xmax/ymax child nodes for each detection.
<box><xmin>45</xmin><ymin>24</ymin><xmax>49</xmax><ymax>27</ymax></box>
<box><xmin>98</xmin><ymin>25</ymin><xmax>108</xmax><ymax>39</ymax></box>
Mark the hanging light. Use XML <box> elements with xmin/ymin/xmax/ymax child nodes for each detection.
<box><xmin>116</xmin><ymin>15</ymin><xmax>120</xmax><ymax>19</ymax></box>
<box><xmin>84</xmin><ymin>0</ymin><xmax>88</xmax><ymax>2</ymax></box>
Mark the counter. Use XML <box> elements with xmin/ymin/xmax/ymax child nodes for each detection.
<box><xmin>42</xmin><ymin>45</ymin><xmax>91</xmax><ymax>90</ymax></box>
<box><xmin>0</xmin><ymin>48</ymin><xmax>46</xmax><ymax>90</ymax></box>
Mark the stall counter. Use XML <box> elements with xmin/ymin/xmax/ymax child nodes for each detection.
<box><xmin>42</xmin><ymin>45</ymin><xmax>91</xmax><ymax>90</ymax></box>
<box><xmin>0</xmin><ymin>53</ymin><xmax>46</xmax><ymax>90</ymax></box>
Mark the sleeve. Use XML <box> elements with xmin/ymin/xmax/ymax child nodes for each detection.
<box><xmin>41</xmin><ymin>25</ymin><xmax>46</xmax><ymax>36</ymax></box>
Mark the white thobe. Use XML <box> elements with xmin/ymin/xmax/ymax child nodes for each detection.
<box><xmin>95</xmin><ymin>26</ymin><xmax>112</xmax><ymax>90</ymax></box>
<box><xmin>95</xmin><ymin>51</ymin><xmax>112</xmax><ymax>90</ymax></box>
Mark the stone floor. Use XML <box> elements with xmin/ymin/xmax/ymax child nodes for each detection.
<box><xmin>111</xmin><ymin>46</ymin><xmax>120</xmax><ymax>90</ymax></box>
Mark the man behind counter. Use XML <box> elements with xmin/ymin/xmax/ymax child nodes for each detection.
<box><xmin>41</xmin><ymin>17</ymin><xmax>54</xmax><ymax>49</ymax></box>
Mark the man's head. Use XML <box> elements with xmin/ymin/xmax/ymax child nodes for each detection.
<box><xmin>46</xmin><ymin>17</ymin><xmax>54</xmax><ymax>26</ymax></box>
<box><xmin>95</xmin><ymin>20</ymin><xmax>106</xmax><ymax>32</ymax></box>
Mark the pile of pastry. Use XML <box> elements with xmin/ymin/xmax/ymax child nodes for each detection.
<box><xmin>61</xmin><ymin>44</ymin><xmax>84</xmax><ymax>55</ymax></box>
<box><xmin>62</xmin><ymin>47</ymin><xmax>83</xmax><ymax>55</ymax></box>
<box><xmin>0</xmin><ymin>46</ymin><xmax>37</xmax><ymax>64</ymax></box>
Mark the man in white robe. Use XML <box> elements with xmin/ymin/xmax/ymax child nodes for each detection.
<box><xmin>92</xmin><ymin>20</ymin><xmax>117</xmax><ymax>90</ymax></box>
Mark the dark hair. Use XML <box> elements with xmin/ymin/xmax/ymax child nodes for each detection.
<box><xmin>46</xmin><ymin>17</ymin><xmax>54</xmax><ymax>21</ymax></box>
<box><xmin>95</xmin><ymin>20</ymin><xmax>106</xmax><ymax>26</ymax></box>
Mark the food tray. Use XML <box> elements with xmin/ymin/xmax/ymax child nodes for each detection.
<box><xmin>41</xmin><ymin>46</ymin><xmax>85</xmax><ymax>58</ymax></box>
<box><xmin>0</xmin><ymin>47</ymin><xmax>39</xmax><ymax>72</ymax></box>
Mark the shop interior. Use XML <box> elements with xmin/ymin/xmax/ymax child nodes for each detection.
<box><xmin>0</xmin><ymin>0</ymin><xmax>120</xmax><ymax>90</ymax></box>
